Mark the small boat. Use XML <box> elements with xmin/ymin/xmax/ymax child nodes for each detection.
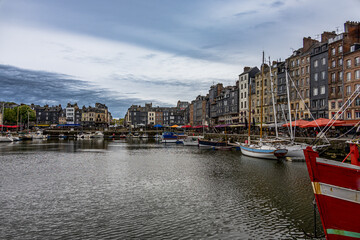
<box><xmin>92</xmin><ymin>131</ymin><xmax>104</xmax><ymax>138</ymax></box>
<box><xmin>77</xmin><ymin>132</ymin><xmax>93</xmax><ymax>139</ymax></box>
<box><xmin>19</xmin><ymin>132</ymin><xmax>33</xmax><ymax>140</ymax></box>
<box><xmin>180</xmin><ymin>135</ymin><xmax>203</xmax><ymax>146</ymax></box>
<box><xmin>162</xmin><ymin>132</ymin><xmax>179</xmax><ymax>143</ymax></box>
<box><xmin>239</xmin><ymin>143</ymin><xmax>288</xmax><ymax>159</ymax></box>
<box><xmin>31</xmin><ymin>130</ymin><xmax>48</xmax><ymax>140</ymax></box>
<box><xmin>0</xmin><ymin>134</ymin><xmax>13</xmax><ymax>142</ymax></box>
<box><xmin>198</xmin><ymin>139</ymin><xmax>233</xmax><ymax>150</ymax></box>
<box><xmin>303</xmin><ymin>141</ymin><xmax>360</xmax><ymax>239</ymax></box>
<box><xmin>119</xmin><ymin>134</ymin><xmax>127</xmax><ymax>139</ymax></box>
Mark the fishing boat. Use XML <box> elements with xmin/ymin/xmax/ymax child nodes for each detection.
<box><xmin>240</xmin><ymin>52</ymin><xmax>287</xmax><ymax>159</ymax></box>
<box><xmin>161</xmin><ymin>132</ymin><xmax>186</xmax><ymax>143</ymax></box>
<box><xmin>303</xmin><ymin>142</ymin><xmax>360</xmax><ymax>239</ymax></box>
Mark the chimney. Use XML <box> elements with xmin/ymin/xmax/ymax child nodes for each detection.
<box><xmin>321</xmin><ymin>31</ymin><xmax>337</xmax><ymax>43</ymax></box>
<box><xmin>303</xmin><ymin>37</ymin><xmax>318</xmax><ymax>52</ymax></box>
<box><xmin>345</xmin><ymin>21</ymin><xmax>360</xmax><ymax>42</ymax></box>
<box><xmin>243</xmin><ymin>66</ymin><xmax>251</xmax><ymax>72</ymax></box>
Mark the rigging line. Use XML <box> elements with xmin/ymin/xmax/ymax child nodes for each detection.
<box><xmin>286</xmin><ymin>72</ymin><xmax>328</xmax><ymax>143</ymax></box>
<box><xmin>313</xmin><ymin>86</ymin><xmax>360</xmax><ymax>145</ymax></box>
<box><xmin>335</xmin><ymin>120</ymin><xmax>360</xmax><ymax>139</ymax></box>
<box><xmin>321</xmin><ymin>85</ymin><xmax>360</xmax><ymax>133</ymax></box>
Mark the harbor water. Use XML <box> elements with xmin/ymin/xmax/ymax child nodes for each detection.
<box><xmin>1</xmin><ymin>139</ymin><xmax>323</xmax><ymax>239</ymax></box>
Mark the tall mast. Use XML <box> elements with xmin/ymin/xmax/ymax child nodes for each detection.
<box><xmin>1</xmin><ymin>103</ymin><xmax>4</xmax><ymax>134</ymax></box>
<box><xmin>285</xmin><ymin>63</ymin><xmax>294</xmax><ymax>141</ymax></box>
<box><xmin>248</xmin><ymin>77</ymin><xmax>252</xmax><ymax>145</ymax></box>
<box><xmin>260</xmin><ymin>51</ymin><xmax>264</xmax><ymax>141</ymax></box>
<box><xmin>269</xmin><ymin>57</ymin><xmax>278</xmax><ymax>138</ymax></box>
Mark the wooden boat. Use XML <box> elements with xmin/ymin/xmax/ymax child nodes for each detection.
<box><xmin>303</xmin><ymin>142</ymin><xmax>360</xmax><ymax>239</ymax></box>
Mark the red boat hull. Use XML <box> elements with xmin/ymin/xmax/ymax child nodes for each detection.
<box><xmin>303</xmin><ymin>146</ymin><xmax>360</xmax><ymax>239</ymax></box>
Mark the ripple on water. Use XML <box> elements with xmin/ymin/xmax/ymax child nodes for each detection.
<box><xmin>0</xmin><ymin>140</ymin><xmax>323</xmax><ymax>239</ymax></box>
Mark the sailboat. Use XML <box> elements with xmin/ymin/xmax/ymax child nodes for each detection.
<box><xmin>239</xmin><ymin>52</ymin><xmax>288</xmax><ymax>159</ymax></box>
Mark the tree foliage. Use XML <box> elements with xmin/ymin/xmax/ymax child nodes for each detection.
<box><xmin>3</xmin><ymin>105</ymin><xmax>36</xmax><ymax>125</ymax></box>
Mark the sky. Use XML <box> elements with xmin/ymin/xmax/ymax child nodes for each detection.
<box><xmin>0</xmin><ymin>0</ymin><xmax>359</xmax><ymax>118</ymax></box>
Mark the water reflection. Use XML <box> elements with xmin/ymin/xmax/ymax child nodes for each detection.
<box><xmin>0</xmin><ymin>140</ymin><xmax>322</xmax><ymax>239</ymax></box>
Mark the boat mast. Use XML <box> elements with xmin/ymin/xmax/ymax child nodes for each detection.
<box><xmin>269</xmin><ymin>57</ymin><xmax>278</xmax><ymax>138</ymax></box>
<box><xmin>260</xmin><ymin>51</ymin><xmax>264</xmax><ymax>141</ymax></box>
<box><xmin>285</xmin><ymin>63</ymin><xmax>294</xmax><ymax>142</ymax></box>
<box><xmin>1</xmin><ymin>103</ymin><xmax>4</xmax><ymax>134</ymax></box>
<box><xmin>248</xmin><ymin>76</ymin><xmax>252</xmax><ymax>145</ymax></box>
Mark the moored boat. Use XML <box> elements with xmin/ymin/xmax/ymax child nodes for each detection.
<box><xmin>180</xmin><ymin>135</ymin><xmax>203</xmax><ymax>146</ymax></box>
<box><xmin>303</xmin><ymin>142</ymin><xmax>360</xmax><ymax>239</ymax></box>
<box><xmin>92</xmin><ymin>131</ymin><xmax>104</xmax><ymax>138</ymax></box>
<box><xmin>240</xmin><ymin>143</ymin><xmax>288</xmax><ymax>159</ymax></box>
<box><xmin>198</xmin><ymin>139</ymin><xmax>233</xmax><ymax>150</ymax></box>
<box><xmin>161</xmin><ymin>132</ymin><xmax>178</xmax><ymax>143</ymax></box>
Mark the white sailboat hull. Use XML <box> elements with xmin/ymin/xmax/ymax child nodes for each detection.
<box><xmin>240</xmin><ymin>144</ymin><xmax>285</xmax><ymax>160</ymax></box>
<box><xmin>0</xmin><ymin>136</ymin><xmax>13</xmax><ymax>142</ymax></box>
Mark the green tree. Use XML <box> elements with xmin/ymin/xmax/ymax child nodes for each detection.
<box><xmin>3</xmin><ymin>105</ymin><xmax>36</xmax><ymax>125</ymax></box>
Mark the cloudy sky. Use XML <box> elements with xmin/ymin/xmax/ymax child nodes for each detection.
<box><xmin>0</xmin><ymin>0</ymin><xmax>359</xmax><ymax>117</ymax></box>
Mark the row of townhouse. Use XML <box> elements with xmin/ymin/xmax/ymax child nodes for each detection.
<box><xmin>30</xmin><ymin>102</ymin><xmax>112</xmax><ymax>127</ymax></box>
<box><xmin>124</xmin><ymin>102</ymin><xmax>188</xmax><ymax>127</ymax></box>
<box><xmin>125</xmin><ymin>21</ymin><xmax>360</xmax><ymax>127</ymax></box>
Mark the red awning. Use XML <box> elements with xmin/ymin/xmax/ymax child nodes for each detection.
<box><xmin>181</xmin><ymin>125</ymin><xmax>192</xmax><ymax>128</ymax></box>
<box><xmin>0</xmin><ymin>125</ymin><xmax>20</xmax><ymax>128</ymax></box>
<box><xmin>300</xmin><ymin>118</ymin><xmax>345</xmax><ymax>128</ymax></box>
<box><xmin>282</xmin><ymin>119</ymin><xmax>309</xmax><ymax>127</ymax></box>
<box><xmin>331</xmin><ymin>119</ymin><xmax>360</xmax><ymax>127</ymax></box>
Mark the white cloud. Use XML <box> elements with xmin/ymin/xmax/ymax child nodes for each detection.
<box><xmin>0</xmin><ymin>23</ymin><xmax>240</xmax><ymax>104</ymax></box>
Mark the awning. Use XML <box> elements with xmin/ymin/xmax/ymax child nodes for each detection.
<box><xmin>170</xmin><ymin>125</ymin><xmax>179</xmax><ymax>128</ymax></box>
<box><xmin>181</xmin><ymin>125</ymin><xmax>192</xmax><ymax>128</ymax></box>
<box><xmin>331</xmin><ymin>119</ymin><xmax>360</xmax><ymax>127</ymax></box>
<box><xmin>282</xmin><ymin>119</ymin><xmax>309</xmax><ymax>127</ymax></box>
<box><xmin>0</xmin><ymin>125</ymin><xmax>20</xmax><ymax>128</ymax></box>
<box><xmin>300</xmin><ymin>118</ymin><xmax>345</xmax><ymax>128</ymax></box>
<box><xmin>153</xmin><ymin>124</ymin><xmax>163</xmax><ymax>128</ymax></box>
<box><xmin>193</xmin><ymin>125</ymin><xmax>207</xmax><ymax>129</ymax></box>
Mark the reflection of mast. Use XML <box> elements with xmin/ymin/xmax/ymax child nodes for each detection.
<box><xmin>248</xmin><ymin>77</ymin><xmax>252</xmax><ymax>145</ymax></box>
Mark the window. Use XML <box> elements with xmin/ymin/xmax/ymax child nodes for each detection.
<box><xmin>346</xmin><ymin>85</ymin><xmax>352</xmax><ymax>95</ymax></box>
<box><xmin>339</xmin><ymin>72</ymin><xmax>343</xmax><ymax>81</ymax></box>
<box><xmin>356</xmin><ymin>70</ymin><xmax>360</xmax><ymax>80</ymax></box>
<box><xmin>346</xmin><ymin>72</ymin><xmax>351</xmax><ymax>81</ymax></box>
<box><xmin>347</xmin><ymin>112</ymin><xmax>352</xmax><ymax>119</ymax></box>
<box><xmin>356</xmin><ymin>98</ymin><xmax>360</xmax><ymax>106</ymax></box>
<box><xmin>321</xmin><ymin>57</ymin><xmax>326</xmax><ymax>65</ymax></box>
<box><xmin>320</xmin><ymin>86</ymin><xmax>325</xmax><ymax>94</ymax></box>
<box><xmin>332</xmin><ymin>60</ymin><xmax>336</xmax><ymax>68</ymax></box>
<box><xmin>331</xmin><ymin>48</ymin><xmax>336</xmax><ymax>56</ymax></box>
<box><xmin>331</xmin><ymin>102</ymin><xmax>336</xmax><ymax>109</ymax></box>
<box><xmin>331</xmin><ymin>73</ymin><xmax>336</xmax><ymax>82</ymax></box>
<box><xmin>331</xmin><ymin>87</ymin><xmax>335</xmax><ymax>94</ymax></box>
<box><xmin>339</xmin><ymin>59</ymin><xmax>343</xmax><ymax>66</ymax></box>
<box><xmin>314</xmin><ymin>73</ymin><xmax>318</xmax><ymax>81</ymax></box>
<box><xmin>313</xmin><ymin>88</ymin><xmax>318</xmax><ymax>96</ymax></box>
<box><xmin>306</xmin><ymin>66</ymin><xmax>309</xmax><ymax>73</ymax></box>
<box><xmin>338</xmin><ymin>101</ymin><xmax>343</xmax><ymax>108</ymax></box>
<box><xmin>313</xmin><ymin>100</ymin><xmax>317</xmax><ymax>108</ymax></box>
<box><xmin>321</xmin><ymin>71</ymin><xmax>326</xmax><ymax>80</ymax></box>
<box><xmin>356</xmin><ymin>112</ymin><xmax>360</xmax><ymax>119</ymax></box>
<box><xmin>306</xmin><ymin>89</ymin><xmax>309</xmax><ymax>97</ymax></box>
<box><xmin>347</xmin><ymin>59</ymin><xmax>352</xmax><ymax>68</ymax></box>
<box><xmin>314</xmin><ymin>60</ymin><xmax>319</xmax><ymax>67</ymax></box>
<box><xmin>355</xmin><ymin>57</ymin><xmax>360</xmax><ymax>66</ymax></box>
<box><xmin>338</xmin><ymin>45</ymin><xmax>343</xmax><ymax>53</ymax></box>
